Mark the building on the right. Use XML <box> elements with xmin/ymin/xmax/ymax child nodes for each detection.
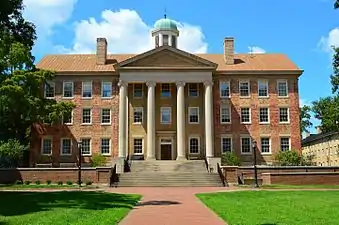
<box><xmin>302</xmin><ymin>130</ymin><xmax>339</xmax><ymax>166</ymax></box>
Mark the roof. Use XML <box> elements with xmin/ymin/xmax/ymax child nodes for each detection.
<box><xmin>302</xmin><ymin>131</ymin><xmax>339</xmax><ymax>146</ymax></box>
<box><xmin>36</xmin><ymin>52</ymin><xmax>302</xmax><ymax>73</ymax></box>
<box><xmin>154</xmin><ymin>18</ymin><xmax>178</xmax><ymax>31</ymax></box>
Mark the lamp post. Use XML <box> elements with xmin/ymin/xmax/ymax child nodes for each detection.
<box><xmin>252</xmin><ymin>140</ymin><xmax>259</xmax><ymax>188</ymax></box>
<box><xmin>77</xmin><ymin>140</ymin><xmax>82</xmax><ymax>187</ymax></box>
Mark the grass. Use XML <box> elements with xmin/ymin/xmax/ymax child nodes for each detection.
<box><xmin>236</xmin><ymin>184</ymin><xmax>339</xmax><ymax>189</ymax></box>
<box><xmin>0</xmin><ymin>191</ymin><xmax>141</xmax><ymax>225</ymax></box>
<box><xmin>197</xmin><ymin>190</ymin><xmax>339</xmax><ymax>225</ymax></box>
<box><xmin>0</xmin><ymin>184</ymin><xmax>99</xmax><ymax>189</ymax></box>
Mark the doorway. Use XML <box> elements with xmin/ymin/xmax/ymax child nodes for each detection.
<box><xmin>160</xmin><ymin>138</ymin><xmax>172</xmax><ymax>160</ymax></box>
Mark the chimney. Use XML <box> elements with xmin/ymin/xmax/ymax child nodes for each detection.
<box><xmin>224</xmin><ymin>37</ymin><xmax>234</xmax><ymax>65</ymax></box>
<box><xmin>96</xmin><ymin>37</ymin><xmax>107</xmax><ymax>65</ymax></box>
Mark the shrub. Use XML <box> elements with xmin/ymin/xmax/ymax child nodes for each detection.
<box><xmin>57</xmin><ymin>181</ymin><xmax>63</xmax><ymax>185</ymax></box>
<box><xmin>15</xmin><ymin>180</ymin><xmax>23</xmax><ymax>185</ymax></box>
<box><xmin>221</xmin><ymin>152</ymin><xmax>241</xmax><ymax>166</ymax></box>
<box><xmin>90</xmin><ymin>153</ymin><xmax>107</xmax><ymax>167</ymax></box>
<box><xmin>24</xmin><ymin>180</ymin><xmax>31</xmax><ymax>185</ymax></box>
<box><xmin>46</xmin><ymin>180</ymin><xmax>52</xmax><ymax>185</ymax></box>
<box><xmin>0</xmin><ymin>139</ymin><xmax>28</xmax><ymax>168</ymax></box>
<box><xmin>85</xmin><ymin>180</ymin><xmax>93</xmax><ymax>186</ymax></box>
<box><xmin>66</xmin><ymin>181</ymin><xmax>73</xmax><ymax>185</ymax></box>
<box><xmin>35</xmin><ymin>180</ymin><xmax>41</xmax><ymax>185</ymax></box>
<box><xmin>275</xmin><ymin>150</ymin><xmax>315</xmax><ymax>166</ymax></box>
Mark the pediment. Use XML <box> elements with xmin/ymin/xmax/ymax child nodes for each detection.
<box><xmin>114</xmin><ymin>46</ymin><xmax>217</xmax><ymax>70</ymax></box>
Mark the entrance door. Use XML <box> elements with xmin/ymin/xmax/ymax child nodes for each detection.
<box><xmin>160</xmin><ymin>138</ymin><xmax>172</xmax><ymax>160</ymax></box>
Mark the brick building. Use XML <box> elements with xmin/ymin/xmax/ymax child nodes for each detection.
<box><xmin>31</xmin><ymin>16</ymin><xmax>303</xmax><ymax>169</ymax></box>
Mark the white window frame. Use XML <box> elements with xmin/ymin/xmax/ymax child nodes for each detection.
<box><xmin>258</xmin><ymin>79</ymin><xmax>269</xmax><ymax>97</ymax></box>
<box><xmin>100</xmin><ymin>138</ymin><xmax>111</xmax><ymax>155</ymax></box>
<box><xmin>279</xmin><ymin>107</ymin><xmax>290</xmax><ymax>124</ymax></box>
<box><xmin>82</xmin><ymin>108</ymin><xmax>92</xmax><ymax>125</ymax></box>
<box><xmin>280</xmin><ymin>137</ymin><xmax>291</xmax><ymax>151</ymax></box>
<box><xmin>240</xmin><ymin>107</ymin><xmax>251</xmax><ymax>124</ymax></box>
<box><xmin>62</xmin><ymin>110</ymin><xmax>73</xmax><ymax>125</ymax></box>
<box><xmin>188</xmin><ymin>136</ymin><xmax>200</xmax><ymax>154</ymax></box>
<box><xmin>188</xmin><ymin>83</ymin><xmax>199</xmax><ymax>97</ymax></box>
<box><xmin>220</xmin><ymin>81</ymin><xmax>231</xmax><ymax>98</ymax></box>
<box><xmin>160</xmin><ymin>107</ymin><xmax>172</xmax><ymax>124</ymax></box>
<box><xmin>44</xmin><ymin>82</ymin><xmax>55</xmax><ymax>99</ymax></box>
<box><xmin>221</xmin><ymin>135</ymin><xmax>233</xmax><ymax>153</ymax></box>
<box><xmin>60</xmin><ymin>138</ymin><xmax>72</xmax><ymax>156</ymax></box>
<box><xmin>277</xmin><ymin>79</ymin><xmax>289</xmax><ymax>97</ymax></box>
<box><xmin>82</xmin><ymin>81</ymin><xmax>93</xmax><ymax>99</ymax></box>
<box><xmin>188</xmin><ymin>107</ymin><xmax>200</xmax><ymax>124</ymax></box>
<box><xmin>101</xmin><ymin>108</ymin><xmax>111</xmax><ymax>125</ymax></box>
<box><xmin>101</xmin><ymin>81</ymin><xmax>112</xmax><ymax>98</ymax></box>
<box><xmin>260</xmin><ymin>137</ymin><xmax>271</xmax><ymax>154</ymax></box>
<box><xmin>259</xmin><ymin>107</ymin><xmax>270</xmax><ymax>124</ymax></box>
<box><xmin>62</xmin><ymin>81</ymin><xmax>74</xmax><ymax>98</ymax></box>
<box><xmin>132</xmin><ymin>137</ymin><xmax>144</xmax><ymax>155</ymax></box>
<box><xmin>220</xmin><ymin>104</ymin><xmax>231</xmax><ymax>124</ymax></box>
<box><xmin>133</xmin><ymin>107</ymin><xmax>144</xmax><ymax>124</ymax></box>
<box><xmin>41</xmin><ymin>137</ymin><xmax>52</xmax><ymax>155</ymax></box>
<box><xmin>239</xmin><ymin>80</ymin><xmax>250</xmax><ymax>97</ymax></box>
<box><xmin>240</xmin><ymin>136</ymin><xmax>252</xmax><ymax>155</ymax></box>
<box><xmin>133</xmin><ymin>84</ymin><xmax>143</xmax><ymax>99</ymax></box>
<box><xmin>160</xmin><ymin>83</ymin><xmax>171</xmax><ymax>98</ymax></box>
<box><xmin>80</xmin><ymin>138</ymin><xmax>92</xmax><ymax>156</ymax></box>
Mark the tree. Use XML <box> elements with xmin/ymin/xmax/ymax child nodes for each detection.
<box><xmin>335</xmin><ymin>0</ymin><xmax>339</xmax><ymax>9</ymax></box>
<box><xmin>300</xmin><ymin>105</ymin><xmax>313</xmax><ymax>134</ymax></box>
<box><xmin>221</xmin><ymin>152</ymin><xmax>241</xmax><ymax>166</ymax></box>
<box><xmin>312</xmin><ymin>97</ymin><xmax>339</xmax><ymax>133</ymax></box>
<box><xmin>275</xmin><ymin>151</ymin><xmax>315</xmax><ymax>166</ymax></box>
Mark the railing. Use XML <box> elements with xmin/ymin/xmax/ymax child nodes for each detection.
<box><xmin>203</xmin><ymin>157</ymin><xmax>209</xmax><ymax>172</ymax></box>
<box><xmin>109</xmin><ymin>164</ymin><xmax>119</xmax><ymax>188</ymax></box>
<box><xmin>217</xmin><ymin>163</ymin><xmax>228</xmax><ymax>187</ymax></box>
<box><xmin>124</xmin><ymin>154</ymin><xmax>131</xmax><ymax>173</ymax></box>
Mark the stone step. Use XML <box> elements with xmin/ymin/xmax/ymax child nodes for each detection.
<box><xmin>117</xmin><ymin>183</ymin><xmax>224</xmax><ymax>187</ymax></box>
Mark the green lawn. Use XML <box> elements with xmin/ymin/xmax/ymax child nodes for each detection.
<box><xmin>236</xmin><ymin>184</ymin><xmax>339</xmax><ymax>189</ymax></box>
<box><xmin>197</xmin><ymin>191</ymin><xmax>339</xmax><ymax>225</ymax></box>
<box><xmin>0</xmin><ymin>191</ymin><xmax>141</xmax><ymax>225</ymax></box>
<box><xmin>0</xmin><ymin>184</ymin><xmax>99</xmax><ymax>189</ymax></box>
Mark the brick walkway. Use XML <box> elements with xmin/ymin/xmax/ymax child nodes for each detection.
<box><xmin>111</xmin><ymin>187</ymin><xmax>231</xmax><ymax>225</ymax></box>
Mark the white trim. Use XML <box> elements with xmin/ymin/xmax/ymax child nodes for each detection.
<box><xmin>257</xmin><ymin>79</ymin><xmax>269</xmax><ymax>98</ymax></box>
<box><xmin>80</xmin><ymin>138</ymin><xmax>92</xmax><ymax>156</ymax></box>
<box><xmin>279</xmin><ymin>107</ymin><xmax>290</xmax><ymax>124</ymax></box>
<box><xmin>160</xmin><ymin>83</ymin><xmax>171</xmax><ymax>98</ymax></box>
<box><xmin>62</xmin><ymin>81</ymin><xmax>74</xmax><ymax>99</ymax></box>
<box><xmin>160</xmin><ymin>107</ymin><xmax>172</xmax><ymax>124</ymax></box>
<box><xmin>280</xmin><ymin>136</ymin><xmax>291</xmax><ymax>151</ymax></box>
<box><xmin>259</xmin><ymin>107</ymin><xmax>270</xmax><ymax>124</ymax></box>
<box><xmin>219</xmin><ymin>80</ymin><xmax>231</xmax><ymax>98</ymax></box>
<box><xmin>277</xmin><ymin>79</ymin><xmax>289</xmax><ymax>98</ymax></box>
<box><xmin>220</xmin><ymin>135</ymin><xmax>233</xmax><ymax>153</ymax></box>
<box><xmin>220</xmin><ymin>104</ymin><xmax>231</xmax><ymax>124</ymax></box>
<box><xmin>101</xmin><ymin>108</ymin><xmax>112</xmax><ymax>125</ymax></box>
<box><xmin>44</xmin><ymin>81</ymin><xmax>55</xmax><ymax>99</ymax></box>
<box><xmin>81</xmin><ymin>108</ymin><xmax>92</xmax><ymax>125</ymax></box>
<box><xmin>159</xmin><ymin>137</ymin><xmax>174</xmax><ymax>160</ymax></box>
<box><xmin>260</xmin><ymin>137</ymin><xmax>271</xmax><ymax>155</ymax></box>
<box><xmin>133</xmin><ymin>83</ymin><xmax>144</xmax><ymax>99</ymax></box>
<box><xmin>188</xmin><ymin>83</ymin><xmax>199</xmax><ymax>97</ymax></box>
<box><xmin>101</xmin><ymin>81</ymin><xmax>112</xmax><ymax>99</ymax></box>
<box><xmin>240</xmin><ymin>107</ymin><xmax>251</xmax><ymax>124</ymax></box>
<box><xmin>239</xmin><ymin>80</ymin><xmax>250</xmax><ymax>98</ymax></box>
<box><xmin>100</xmin><ymin>138</ymin><xmax>111</xmax><ymax>156</ymax></box>
<box><xmin>188</xmin><ymin>107</ymin><xmax>200</xmax><ymax>124</ymax></box>
<box><xmin>240</xmin><ymin>135</ymin><xmax>252</xmax><ymax>155</ymax></box>
<box><xmin>82</xmin><ymin>81</ymin><xmax>93</xmax><ymax>99</ymax></box>
<box><xmin>41</xmin><ymin>137</ymin><xmax>53</xmax><ymax>155</ymax></box>
<box><xmin>132</xmin><ymin>107</ymin><xmax>144</xmax><ymax>124</ymax></box>
<box><xmin>188</xmin><ymin>136</ymin><xmax>200</xmax><ymax>154</ymax></box>
<box><xmin>60</xmin><ymin>138</ymin><xmax>72</xmax><ymax>156</ymax></box>
<box><xmin>132</xmin><ymin>136</ymin><xmax>144</xmax><ymax>155</ymax></box>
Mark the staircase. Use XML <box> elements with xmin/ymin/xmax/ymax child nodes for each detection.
<box><xmin>117</xmin><ymin>160</ymin><xmax>224</xmax><ymax>187</ymax></box>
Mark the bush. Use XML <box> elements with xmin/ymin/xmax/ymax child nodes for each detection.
<box><xmin>66</xmin><ymin>181</ymin><xmax>73</xmax><ymax>185</ymax></box>
<box><xmin>46</xmin><ymin>180</ymin><xmax>52</xmax><ymax>185</ymax></box>
<box><xmin>35</xmin><ymin>180</ymin><xmax>41</xmax><ymax>185</ymax></box>
<box><xmin>85</xmin><ymin>180</ymin><xmax>93</xmax><ymax>186</ymax></box>
<box><xmin>15</xmin><ymin>180</ymin><xmax>23</xmax><ymax>185</ymax></box>
<box><xmin>57</xmin><ymin>181</ymin><xmax>63</xmax><ymax>185</ymax></box>
<box><xmin>24</xmin><ymin>180</ymin><xmax>31</xmax><ymax>185</ymax></box>
<box><xmin>221</xmin><ymin>152</ymin><xmax>241</xmax><ymax>166</ymax></box>
<box><xmin>0</xmin><ymin>139</ymin><xmax>28</xmax><ymax>168</ymax></box>
<box><xmin>275</xmin><ymin>150</ymin><xmax>315</xmax><ymax>166</ymax></box>
<box><xmin>90</xmin><ymin>153</ymin><xmax>107</xmax><ymax>167</ymax></box>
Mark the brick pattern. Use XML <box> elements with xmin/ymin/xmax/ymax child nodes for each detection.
<box><xmin>224</xmin><ymin>38</ymin><xmax>234</xmax><ymax>65</ymax></box>
<box><xmin>262</xmin><ymin>172</ymin><xmax>339</xmax><ymax>185</ymax></box>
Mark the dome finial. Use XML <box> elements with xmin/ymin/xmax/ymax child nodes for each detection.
<box><xmin>164</xmin><ymin>7</ymin><xmax>167</xmax><ymax>18</ymax></box>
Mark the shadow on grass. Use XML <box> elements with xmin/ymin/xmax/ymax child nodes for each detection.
<box><xmin>0</xmin><ymin>191</ymin><xmax>140</xmax><ymax>217</ymax></box>
<box><xmin>137</xmin><ymin>200</ymin><xmax>181</xmax><ymax>206</ymax></box>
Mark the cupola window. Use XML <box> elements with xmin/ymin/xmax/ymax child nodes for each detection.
<box><xmin>155</xmin><ymin>35</ymin><xmax>159</xmax><ymax>47</ymax></box>
<box><xmin>163</xmin><ymin>35</ymin><xmax>169</xmax><ymax>45</ymax></box>
<box><xmin>171</xmin><ymin>36</ymin><xmax>177</xmax><ymax>48</ymax></box>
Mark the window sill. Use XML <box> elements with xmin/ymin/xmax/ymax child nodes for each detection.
<box><xmin>133</xmin><ymin>96</ymin><xmax>143</xmax><ymax>99</ymax></box>
<box><xmin>64</xmin><ymin>123</ymin><xmax>73</xmax><ymax>126</ymax></box>
<box><xmin>81</xmin><ymin>123</ymin><xmax>92</xmax><ymax>126</ymax></box>
<box><xmin>220</xmin><ymin>96</ymin><xmax>231</xmax><ymax>99</ymax></box>
<box><xmin>60</xmin><ymin>154</ymin><xmax>72</xmax><ymax>156</ymax></box>
<box><xmin>101</xmin><ymin>123</ymin><xmax>112</xmax><ymax>126</ymax></box>
<box><xmin>133</xmin><ymin>153</ymin><xmax>144</xmax><ymax>155</ymax></box>
<box><xmin>82</xmin><ymin>154</ymin><xmax>92</xmax><ymax>157</ymax></box>
<box><xmin>259</xmin><ymin>122</ymin><xmax>270</xmax><ymax>125</ymax></box>
<box><xmin>132</xmin><ymin>122</ymin><xmax>143</xmax><ymax>125</ymax></box>
<box><xmin>101</xmin><ymin>153</ymin><xmax>111</xmax><ymax>156</ymax></box>
<box><xmin>277</xmin><ymin>96</ymin><xmax>289</xmax><ymax>99</ymax></box>
<box><xmin>188</xmin><ymin>122</ymin><xmax>200</xmax><ymax>125</ymax></box>
<box><xmin>261</xmin><ymin>152</ymin><xmax>272</xmax><ymax>155</ymax></box>
<box><xmin>188</xmin><ymin>152</ymin><xmax>200</xmax><ymax>155</ymax></box>
<box><xmin>81</xmin><ymin>97</ymin><xmax>93</xmax><ymax>100</ymax></box>
<box><xmin>41</xmin><ymin>153</ymin><xmax>52</xmax><ymax>156</ymax></box>
<box><xmin>239</xmin><ymin>96</ymin><xmax>251</xmax><ymax>99</ymax></box>
<box><xmin>161</xmin><ymin>122</ymin><xmax>172</xmax><ymax>125</ymax></box>
<box><xmin>258</xmin><ymin>96</ymin><xmax>269</xmax><ymax>99</ymax></box>
<box><xmin>240</xmin><ymin>152</ymin><xmax>252</xmax><ymax>155</ymax></box>
<box><xmin>45</xmin><ymin>97</ymin><xmax>56</xmax><ymax>99</ymax></box>
<box><xmin>101</xmin><ymin>96</ymin><xmax>113</xmax><ymax>99</ymax></box>
<box><xmin>62</xmin><ymin>97</ymin><xmax>74</xmax><ymax>100</ymax></box>
<box><xmin>279</xmin><ymin>122</ymin><xmax>290</xmax><ymax>125</ymax></box>
<box><xmin>241</xmin><ymin>122</ymin><xmax>252</xmax><ymax>125</ymax></box>
<box><xmin>220</xmin><ymin>122</ymin><xmax>232</xmax><ymax>125</ymax></box>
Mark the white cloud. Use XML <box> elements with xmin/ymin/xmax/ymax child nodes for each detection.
<box><xmin>57</xmin><ymin>9</ymin><xmax>208</xmax><ymax>54</ymax></box>
<box><xmin>319</xmin><ymin>28</ymin><xmax>339</xmax><ymax>52</ymax></box>
<box><xmin>248</xmin><ymin>46</ymin><xmax>266</xmax><ymax>54</ymax></box>
<box><xmin>300</xmin><ymin>98</ymin><xmax>311</xmax><ymax>107</ymax></box>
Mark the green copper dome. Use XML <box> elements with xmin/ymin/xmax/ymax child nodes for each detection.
<box><xmin>154</xmin><ymin>18</ymin><xmax>178</xmax><ymax>31</ymax></box>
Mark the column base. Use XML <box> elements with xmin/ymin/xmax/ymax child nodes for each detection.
<box><xmin>116</xmin><ymin>157</ymin><xmax>126</xmax><ymax>174</ymax></box>
<box><xmin>176</xmin><ymin>156</ymin><xmax>187</xmax><ymax>161</ymax></box>
<box><xmin>146</xmin><ymin>156</ymin><xmax>156</xmax><ymax>160</ymax></box>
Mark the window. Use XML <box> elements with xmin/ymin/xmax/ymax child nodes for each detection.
<box><xmin>62</xmin><ymin>110</ymin><xmax>73</xmax><ymax>125</ymax></box>
<box><xmin>241</xmin><ymin>137</ymin><xmax>251</xmax><ymax>154</ymax></box>
<box><xmin>133</xmin><ymin>138</ymin><xmax>143</xmax><ymax>154</ymax></box>
<box><xmin>63</xmin><ymin>81</ymin><xmax>74</xmax><ymax>98</ymax></box>
<box><xmin>101</xmin><ymin>108</ymin><xmax>111</xmax><ymax>124</ymax></box>
<box><xmin>155</xmin><ymin>35</ymin><xmax>159</xmax><ymax>47</ymax></box>
<box><xmin>188</xmin><ymin>107</ymin><xmax>199</xmax><ymax>124</ymax></box>
<box><xmin>277</xmin><ymin>80</ymin><xmax>288</xmax><ymax>97</ymax></box>
<box><xmin>220</xmin><ymin>104</ymin><xmax>231</xmax><ymax>124</ymax></box>
<box><xmin>239</xmin><ymin>80</ymin><xmax>250</xmax><ymax>97</ymax></box>
<box><xmin>161</xmin><ymin>83</ymin><xmax>171</xmax><ymax>98</ymax></box>
<box><xmin>160</xmin><ymin>107</ymin><xmax>171</xmax><ymax>124</ymax></box>
<box><xmin>82</xmin><ymin>81</ymin><xmax>92</xmax><ymax>98</ymax></box>
<box><xmin>44</xmin><ymin>82</ymin><xmax>55</xmax><ymax>98</ymax></box>
<box><xmin>82</xmin><ymin>108</ymin><xmax>92</xmax><ymax>124</ymax></box>
<box><xmin>258</xmin><ymin>80</ymin><xmax>268</xmax><ymax>97</ymax></box>
<box><xmin>61</xmin><ymin>138</ymin><xmax>72</xmax><ymax>155</ymax></box>
<box><xmin>220</xmin><ymin>81</ymin><xmax>230</xmax><ymax>98</ymax></box>
<box><xmin>189</xmin><ymin>137</ymin><xmax>200</xmax><ymax>154</ymax></box>
<box><xmin>101</xmin><ymin>138</ymin><xmax>110</xmax><ymax>155</ymax></box>
<box><xmin>133</xmin><ymin>84</ymin><xmax>143</xmax><ymax>98</ymax></box>
<box><xmin>279</xmin><ymin>108</ymin><xmax>289</xmax><ymax>123</ymax></box>
<box><xmin>240</xmin><ymin>108</ymin><xmax>251</xmax><ymax>123</ymax></box>
<box><xmin>280</xmin><ymin>137</ymin><xmax>290</xmax><ymax>151</ymax></box>
<box><xmin>261</xmin><ymin>137</ymin><xmax>270</xmax><ymax>153</ymax></box>
<box><xmin>41</xmin><ymin>138</ymin><xmax>52</xmax><ymax>155</ymax></box>
<box><xmin>188</xmin><ymin>83</ymin><xmax>199</xmax><ymax>97</ymax></box>
<box><xmin>171</xmin><ymin>36</ymin><xmax>177</xmax><ymax>48</ymax></box>
<box><xmin>221</xmin><ymin>136</ymin><xmax>232</xmax><ymax>153</ymax></box>
<box><xmin>102</xmin><ymin>81</ymin><xmax>112</xmax><ymax>98</ymax></box>
<box><xmin>259</xmin><ymin>108</ymin><xmax>269</xmax><ymax>123</ymax></box>
<box><xmin>80</xmin><ymin>138</ymin><xmax>91</xmax><ymax>155</ymax></box>
<box><xmin>163</xmin><ymin>35</ymin><xmax>169</xmax><ymax>45</ymax></box>
<box><xmin>133</xmin><ymin>107</ymin><xmax>143</xmax><ymax>124</ymax></box>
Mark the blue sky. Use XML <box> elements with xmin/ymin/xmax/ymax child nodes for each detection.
<box><xmin>23</xmin><ymin>0</ymin><xmax>339</xmax><ymax>132</ymax></box>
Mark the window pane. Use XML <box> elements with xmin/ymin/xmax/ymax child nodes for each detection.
<box><xmin>189</xmin><ymin>83</ymin><xmax>199</xmax><ymax>97</ymax></box>
<box><xmin>161</xmin><ymin>107</ymin><xmax>171</xmax><ymax>124</ymax></box>
<box><xmin>261</xmin><ymin>138</ymin><xmax>270</xmax><ymax>153</ymax></box>
<box><xmin>42</xmin><ymin>139</ymin><xmax>52</xmax><ymax>155</ymax></box>
<box><xmin>189</xmin><ymin>138</ymin><xmax>199</xmax><ymax>154</ymax></box>
<box><xmin>280</xmin><ymin>137</ymin><xmax>290</xmax><ymax>151</ymax></box>
<box><xmin>221</xmin><ymin>137</ymin><xmax>232</xmax><ymax>153</ymax></box>
<box><xmin>163</xmin><ymin>35</ymin><xmax>169</xmax><ymax>45</ymax></box>
<box><xmin>102</xmin><ymin>82</ymin><xmax>112</xmax><ymax>97</ymax></box>
<box><xmin>133</xmin><ymin>84</ymin><xmax>143</xmax><ymax>98</ymax></box>
<box><xmin>101</xmin><ymin>138</ymin><xmax>110</xmax><ymax>154</ymax></box>
<box><xmin>133</xmin><ymin>108</ymin><xmax>143</xmax><ymax>123</ymax></box>
<box><xmin>278</xmin><ymin>81</ymin><xmax>288</xmax><ymax>96</ymax></box>
<box><xmin>241</xmin><ymin>138</ymin><xmax>251</xmax><ymax>153</ymax></box>
<box><xmin>63</xmin><ymin>82</ymin><xmax>73</xmax><ymax>97</ymax></box>
<box><xmin>220</xmin><ymin>82</ymin><xmax>230</xmax><ymax>97</ymax></box>
<box><xmin>82</xmin><ymin>109</ymin><xmax>91</xmax><ymax>124</ymax></box>
<box><xmin>81</xmin><ymin>139</ymin><xmax>91</xmax><ymax>155</ymax></box>
<box><xmin>45</xmin><ymin>82</ymin><xmax>55</xmax><ymax>98</ymax></box>
<box><xmin>62</xmin><ymin>111</ymin><xmax>72</xmax><ymax>124</ymax></box>
<box><xmin>189</xmin><ymin>107</ymin><xmax>199</xmax><ymax>123</ymax></box>
<box><xmin>279</xmin><ymin>108</ymin><xmax>289</xmax><ymax>122</ymax></box>
<box><xmin>161</xmin><ymin>84</ymin><xmax>171</xmax><ymax>98</ymax></box>
<box><xmin>239</xmin><ymin>81</ymin><xmax>249</xmax><ymax>96</ymax></box>
<box><xmin>241</xmin><ymin>108</ymin><xmax>250</xmax><ymax>123</ymax></box>
<box><xmin>221</xmin><ymin>105</ymin><xmax>231</xmax><ymax>123</ymax></box>
<box><xmin>259</xmin><ymin>108</ymin><xmax>269</xmax><ymax>123</ymax></box>
<box><xmin>61</xmin><ymin>139</ymin><xmax>71</xmax><ymax>155</ymax></box>
<box><xmin>101</xmin><ymin>109</ymin><xmax>111</xmax><ymax>124</ymax></box>
<box><xmin>82</xmin><ymin>82</ymin><xmax>92</xmax><ymax>98</ymax></box>
<box><xmin>258</xmin><ymin>80</ymin><xmax>268</xmax><ymax>97</ymax></box>
<box><xmin>133</xmin><ymin>139</ymin><xmax>143</xmax><ymax>154</ymax></box>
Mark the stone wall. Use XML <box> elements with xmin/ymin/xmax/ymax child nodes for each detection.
<box><xmin>262</xmin><ymin>172</ymin><xmax>339</xmax><ymax>185</ymax></box>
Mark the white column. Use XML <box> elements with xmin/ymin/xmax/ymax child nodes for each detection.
<box><xmin>204</xmin><ymin>80</ymin><xmax>214</xmax><ymax>158</ymax></box>
<box><xmin>176</xmin><ymin>81</ymin><xmax>186</xmax><ymax>160</ymax></box>
<box><xmin>118</xmin><ymin>80</ymin><xmax>128</xmax><ymax>158</ymax></box>
<box><xmin>146</xmin><ymin>81</ymin><xmax>156</xmax><ymax>159</ymax></box>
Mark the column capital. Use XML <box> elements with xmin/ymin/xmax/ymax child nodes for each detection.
<box><xmin>118</xmin><ymin>80</ymin><xmax>128</xmax><ymax>88</ymax></box>
<box><xmin>146</xmin><ymin>81</ymin><xmax>156</xmax><ymax>87</ymax></box>
<box><xmin>176</xmin><ymin>81</ymin><xmax>186</xmax><ymax>88</ymax></box>
<box><xmin>203</xmin><ymin>80</ymin><xmax>214</xmax><ymax>87</ymax></box>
